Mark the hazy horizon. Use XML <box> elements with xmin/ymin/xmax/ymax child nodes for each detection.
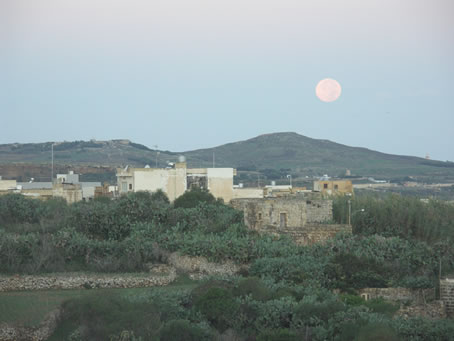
<box><xmin>2</xmin><ymin>1</ymin><xmax>453</xmax><ymax>161</ymax></box>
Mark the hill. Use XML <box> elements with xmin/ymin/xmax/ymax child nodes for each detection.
<box><xmin>1</xmin><ymin>133</ymin><xmax>454</xmax><ymax>182</ymax></box>
<box><xmin>182</xmin><ymin>132</ymin><xmax>454</xmax><ymax>180</ymax></box>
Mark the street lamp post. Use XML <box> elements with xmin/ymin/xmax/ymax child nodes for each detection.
<box><xmin>348</xmin><ymin>199</ymin><xmax>365</xmax><ymax>225</ymax></box>
<box><xmin>287</xmin><ymin>174</ymin><xmax>292</xmax><ymax>188</ymax></box>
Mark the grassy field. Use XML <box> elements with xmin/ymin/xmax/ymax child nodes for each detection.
<box><xmin>0</xmin><ymin>275</ymin><xmax>198</xmax><ymax>328</ymax></box>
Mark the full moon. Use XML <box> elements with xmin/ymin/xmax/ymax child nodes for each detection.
<box><xmin>316</xmin><ymin>78</ymin><xmax>342</xmax><ymax>102</ymax></box>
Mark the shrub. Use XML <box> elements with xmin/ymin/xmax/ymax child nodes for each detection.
<box><xmin>364</xmin><ymin>298</ymin><xmax>399</xmax><ymax>317</ymax></box>
<box><xmin>324</xmin><ymin>253</ymin><xmax>389</xmax><ymax>290</ymax></box>
<box><xmin>355</xmin><ymin>322</ymin><xmax>399</xmax><ymax>341</ymax></box>
<box><xmin>257</xmin><ymin>328</ymin><xmax>300</xmax><ymax>341</ymax></box>
<box><xmin>0</xmin><ymin>193</ymin><xmax>41</xmax><ymax>226</ymax></box>
<box><xmin>159</xmin><ymin>320</ymin><xmax>211</xmax><ymax>341</ymax></box>
<box><xmin>194</xmin><ymin>287</ymin><xmax>239</xmax><ymax>332</ymax></box>
<box><xmin>173</xmin><ymin>188</ymin><xmax>216</xmax><ymax>209</ymax></box>
<box><xmin>234</xmin><ymin>277</ymin><xmax>272</xmax><ymax>301</ymax></box>
<box><xmin>61</xmin><ymin>293</ymin><xmax>161</xmax><ymax>340</ymax></box>
<box><xmin>295</xmin><ymin>300</ymin><xmax>345</xmax><ymax>325</ymax></box>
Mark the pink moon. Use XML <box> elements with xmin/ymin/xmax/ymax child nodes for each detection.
<box><xmin>316</xmin><ymin>78</ymin><xmax>342</xmax><ymax>102</ymax></box>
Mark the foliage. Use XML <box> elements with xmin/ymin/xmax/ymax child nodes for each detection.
<box><xmin>256</xmin><ymin>328</ymin><xmax>300</xmax><ymax>341</ymax></box>
<box><xmin>159</xmin><ymin>319</ymin><xmax>211</xmax><ymax>341</ymax></box>
<box><xmin>355</xmin><ymin>322</ymin><xmax>399</xmax><ymax>341</ymax></box>
<box><xmin>60</xmin><ymin>293</ymin><xmax>161</xmax><ymax>340</ymax></box>
<box><xmin>233</xmin><ymin>277</ymin><xmax>272</xmax><ymax>301</ymax></box>
<box><xmin>324</xmin><ymin>253</ymin><xmax>389</xmax><ymax>289</ymax></box>
<box><xmin>173</xmin><ymin>187</ymin><xmax>216</xmax><ymax>209</ymax></box>
<box><xmin>333</xmin><ymin>194</ymin><xmax>454</xmax><ymax>244</ymax></box>
<box><xmin>194</xmin><ymin>287</ymin><xmax>239</xmax><ymax>332</ymax></box>
<box><xmin>0</xmin><ymin>193</ymin><xmax>41</xmax><ymax>226</ymax></box>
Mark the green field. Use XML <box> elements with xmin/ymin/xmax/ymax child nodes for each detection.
<box><xmin>0</xmin><ymin>275</ymin><xmax>197</xmax><ymax>328</ymax></box>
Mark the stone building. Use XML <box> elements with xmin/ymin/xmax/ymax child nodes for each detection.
<box><xmin>116</xmin><ymin>161</ymin><xmax>236</xmax><ymax>202</ymax></box>
<box><xmin>52</xmin><ymin>183</ymin><xmax>83</xmax><ymax>204</ymax></box>
<box><xmin>313</xmin><ymin>179</ymin><xmax>353</xmax><ymax>195</ymax></box>
<box><xmin>231</xmin><ymin>193</ymin><xmax>351</xmax><ymax>245</ymax></box>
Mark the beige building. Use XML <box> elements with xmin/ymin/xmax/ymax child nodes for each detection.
<box><xmin>313</xmin><ymin>180</ymin><xmax>353</xmax><ymax>195</ymax></box>
<box><xmin>52</xmin><ymin>182</ymin><xmax>83</xmax><ymax>204</ymax></box>
<box><xmin>0</xmin><ymin>176</ymin><xmax>17</xmax><ymax>193</ymax></box>
<box><xmin>116</xmin><ymin>162</ymin><xmax>237</xmax><ymax>202</ymax></box>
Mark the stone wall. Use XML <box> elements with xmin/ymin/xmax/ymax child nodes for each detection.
<box><xmin>0</xmin><ymin>270</ymin><xmax>176</xmax><ymax>292</ymax></box>
<box><xmin>440</xmin><ymin>278</ymin><xmax>454</xmax><ymax>317</ymax></box>
<box><xmin>358</xmin><ymin>287</ymin><xmax>436</xmax><ymax>305</ymax></box>
<box><xmin>0</xmin><ymin>309</ymin><xmax>61</xmax><ymax>341</ymax></box>
<box><xmin>281</xmin><ymin>224</ymin><xmax>352</xmax><ymax>245</ymax></box>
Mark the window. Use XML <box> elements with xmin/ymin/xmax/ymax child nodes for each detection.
<box><xmin>258</xmin><ymin>212</ymin><xmax>262</xmax><ymax>220</ymax></box>
<box><xmin>334</xmin><ymin>184</ymin><xmax>339</xmax><ymax>190</ymax></box>
<box><xmin>323</xmin><ymin>183</ymin><xmax>328</xmax><ymax>189</ymax></box>
<box><xmin>129</xmin><ymin>184</ymin><xmax>133</xmax><ymax>190</ymax></box>
<box><xmin>280</xmin><ymin>213</ymin><xmax>287</xmax><ymax>228</ymax></box>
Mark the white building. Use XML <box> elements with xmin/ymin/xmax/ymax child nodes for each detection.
<box><xmin>116</xmin><ymin>161</ymin><xmax>237</xmax><ymax>202</ymax></box>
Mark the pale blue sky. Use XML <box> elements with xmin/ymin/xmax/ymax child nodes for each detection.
<box><xmin>1</xmin><ymin>0</ymin><xmax>453</xmax><ymax>161</ymax></box>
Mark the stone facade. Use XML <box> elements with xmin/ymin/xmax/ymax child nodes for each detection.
<box><xmin>440</xmin><ymin>278</ymin><xmax>454</xmax><ymax>317</ymax></box>
<box><xmin>231</xmin><ymin>195</ymin><xmax>350</xmax><ymax>245</ymax></box>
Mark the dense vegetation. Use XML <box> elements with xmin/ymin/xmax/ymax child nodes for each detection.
<box><xmin>50</xmin><ymin>277</ymin><xmax>454</xmax><ymax>340</ymax></box>
<box><xmin>1</xmin><ymin>190</ymin><xmax>454</xmax><ymax>340</ymax></box>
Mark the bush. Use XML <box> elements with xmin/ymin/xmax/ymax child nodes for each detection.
<box><xmin>234</xmin><ymin>277</ymin><xmax>272</xmax><ymax>301</ymax></box>
<box><xmin>61</xmin><ymin>293</ymin><xmax>161</xmax><ymax>340</ymax></box>
<box><xmin>324</xmin><ymin>253</ymin><xmax>390</xmax><ymax>290</ymax></box>
<box><xmin>257</xmin><ymin>328</ymin><xmax>300</xmax><ymax>341</ymax></box>
<box><xmin>355</xmin><ymin>322</ymin><xmax>399</xmax><ymax>341</ymax></box>
<box><xmin>364</xmin><ymin>298</ymin><xmax>399</xmax><ymax>317</ymax></box>
<box><xmin>295</xmin><ymin>300</ymin><xmax>345</xmax><ymax>325</ymax></box>
<box><xmin>173</xmin><ymin>188</ymin><xmax>216</xmax><ymax>209</ymax></box>
<box><xmin>159</xmin><ymin>320</ymin><xmax>211</xmax><ymax>341</ymax></box>
<box><xmin>0</xmin><ymin>193</ymin><xmax>41</xmax><ymax>226</ymax></box>
<box><xmin>194</xmin><ymin>287</ymin><xmax>239</xmax><ymax>332</ymax></box>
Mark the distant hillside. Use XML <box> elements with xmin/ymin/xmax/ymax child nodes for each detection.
<box><xmin>1</xmin><ymin>133</ymin><xmax>454</xmax><ymax>181</ymax></box>
<box><xmin>182</xmin><ymin>132</ymin><xmax>454</xmax><ymax>180</ymax></box>
<box><xmin>0</xmin><ymin>140</ymin><xmax>179</xmax><ymax>167</ymax></box>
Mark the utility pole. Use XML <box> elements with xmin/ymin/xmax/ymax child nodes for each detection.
<box><xmin>153</xmin><ymin>145</ymin><xmax>159</xmax><ymax>168</ymax></box>
<box><xmin>51</xmin><ymin>143</ymin><xmax>54</xmax><ymax>182</ymax></box>
<box><xmin>348</xmin><ymin>199</ymin><xmax>351</xmax><ymax>225</ymax></box>
<box><xmin>212</xmin><ymin>152</ymin><xmax>215</xmax><ymax>168</ymax></box>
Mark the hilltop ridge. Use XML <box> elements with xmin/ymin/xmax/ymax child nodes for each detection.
<box><xmin>1</xmin><ymin>132</ymin><xmax>453</xmax><ymax>181</ymax></box>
